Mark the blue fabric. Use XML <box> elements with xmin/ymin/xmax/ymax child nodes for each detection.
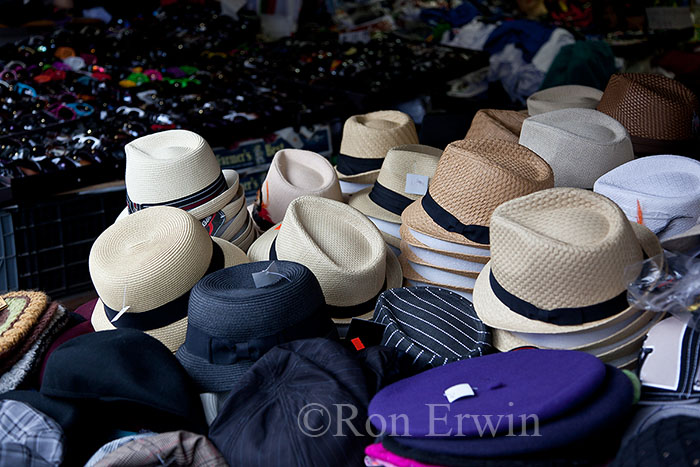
<box><xmin>420</xmin><ymin>2</ymin><xmax>481</xmax><ymax>28</ymax></box>
<box><xmin>484</xmin><ymin>20</ymin><xmax>555</xmax><ymax>62</ymax></box>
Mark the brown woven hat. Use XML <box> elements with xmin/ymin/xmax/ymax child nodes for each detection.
<box><xmin>336</xmin><ymin>110</ymin><xmax>419</xmax><ymax>185</ymax></box>
<box><xmin>596</xmin><ymin>73</ymin><xmax>699</xmax><ymax>157</ymax></box>
<box><xmin>465</xmin><ymin>109</ymin><xmax>529</xmax><ymax>143</ymax></box>
<box><xmin>473</xmin><ymin>187</ymin><xmax>663</xmax><ymax>334</ymax></box>
<box><xmin>401</xmin><ymin>139</ymin><xmax>554</xmax><ymax>248</ymax></box>
<box><xmin>0</xmin><ymin>291</ymin><xmax>48</xmax><ymax>358</ymax></box>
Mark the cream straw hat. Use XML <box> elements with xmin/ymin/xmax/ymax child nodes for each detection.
<box><xmin>90</xmin><ymin>206</ymin><xmax>249</xmax><ymax>352</ymax></box>
<box><xmin>526</xmin><ymin>85</ymin><xmax>603</xmax><ymax>116</ymax></box>
<box><xmin>400</xmin><ymin>224</ymin><xmax>491</xmax><ymax>261</ymax></box>
<box><xmin>473</xmin><ymin>188</ymin><xmax>663</xmax><ymax>335</ymax></box>
<box><xmin>465</xmin><ymin>109</ymin><xmax>528</xmax><ymax>143</ymax></box>
<box><xmin>400</xmin><ymin>240</ymin><xmax>486</xmax><ymax>277</ymax></box>
<box><xmin>248</xmin><ymin>196</ymin><xmax>402</xmax><ymax>323</ymax></box>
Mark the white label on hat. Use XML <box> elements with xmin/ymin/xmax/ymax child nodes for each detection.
<box><xmin>444</xmin><ymin>383</ymin><xmax>475</xmax><ymax>403</ymax></box>
<box><xmin>110</xmin><ymin>306</ymin><xmax>130</xmax><ymax>323</ymax></box>
<box><xmin>252</xmin><ymin>261</ymin><xmax>291</xmax><ymax>288</ymax></box>
<box><xmin>405</xmin><ymin>174</ymin><xmax>429</xmax><ymax>196</ymax></box>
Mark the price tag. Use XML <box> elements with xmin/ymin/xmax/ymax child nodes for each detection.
<box><xmin>405</xmin><ymin>173</ymin><xmax>429</xmax><ymax>196</ymax></box>
<box><xmin>444</xmin><ymin>383</ymin><xmax>475</xmax><ymax>403</ymax></box>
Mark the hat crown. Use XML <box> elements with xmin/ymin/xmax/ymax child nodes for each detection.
<box><xmin>429</xmin><ymin>139</ymin><xmax>554</xmax><ymax>226</ymax></box>
<box><xmin>526</xmin><ymin>85</ymin><xmax>603</xmax><ymax>116</ymax></box>
<box><xmin>466</xmin><ymin>109</ymin><xmax>528</xmax><ymax>143</ymax></box>
<box><xmin>490</xmin><ymin>188</ymin><xmax>644</xmax><ymax>310</ymax></box>
<box><xmin>125</xmin><ymin>129</ymin><xmax>222</xmax><ymax>204</ymax></box>
<box><xmin>339</xmin><ymin>110</ymin><xmax>419</xmax><ymax>159</ymax></box>
<box><xmin>375</xmin><ymin>144</ymin><xmax>442</xmax><ymax>197</ymax></box>
<box><xmin>89</xmin><ymin>206</ymin><xmax>213</xmax><ymax>314</ymax></box>
<box><xmin>276</xmin><ymin>196</ymin><xmax>387</xmax><ymax>306</ymax></box>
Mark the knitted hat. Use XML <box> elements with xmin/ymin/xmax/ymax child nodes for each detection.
<box><xmin>0</xmin><ymin>291</ymin><xmax>49</xmax><ymax>360</ymax></box>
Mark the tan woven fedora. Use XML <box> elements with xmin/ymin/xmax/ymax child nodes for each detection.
<box><xmin>402</xmin><ymin>139</ymin><xmax>554</xmax><ymax>248</ymax></box>
<box><xmin>251</xmin><ymin>149</ymin><xmax>343</xmax><ymax>231</ymax></box>
<box><xmin>336</xmin><ymin>110</ymin><xmax>419</xmax><ymax>186</ymax></box>
<box><xmin>473</xmin><ymin>188</ymin><xmax>663</xmax><ymax>334</ymax></box>
<box><xmin>464</xmin><ymin>109</ymin><xmax>528</xmax><ymax>143</ymax></box>
<box><xmin>90</xmin><ymin>206</ymin><xmax>250</xmax><ymax>352</ymax></box>
<box><xmin>526</xmin><ymin>85</ymin><xmax>603</xmax><ymax>116</ymax></box>
<box><xmin>247</xmin><ymin>196</ymin><xmax>402</xmax><ymax>322</ymax></box>
<box><xmin>348</xmin><ymin>144</ymin><xmax>442</xmax><ymax>224</ymax></box>
<box><xmin>118</xmin><ymin>130</ymin><xmax>240</xmax><ymax>222</ymax></box>
<box><xmin>596</xmin><ymin>73</ymin><xmax>699</xmax><ymax>157</ymax></box>
<box><xmin>519</xmin><ymin>108</ymin><xmax>634</xmax><ymax>189</ymax></box>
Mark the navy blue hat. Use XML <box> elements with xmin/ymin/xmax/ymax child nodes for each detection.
<box><xmin>176</xmin><ymin>260</ymin><xmax>338</xmax><ymax>392</ymax></box>
<box><xmin>209</xmin><ymin>338</ymin><xmax>402</xmax><ymax>467</ymax></box>
<box><xmin>372</xmin><ymin>286</ymin><xmax>492</xmax><ymax>370</ymax></box>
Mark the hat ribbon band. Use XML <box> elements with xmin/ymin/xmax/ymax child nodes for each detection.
<box><xmin>184</xmin><ymin>310</ymin><xmax>337</xmax><ymax>365</ymax></box>
<box><xmin>336</xmin><ymin>153</ymin><xmax>383</xmax><ymax>176</ymax></box>
<box><xmin>368</xmin><ymin>181</ymin><xmax>413</xmax><ymax>216</ymax></box>
<box><xmin>102</xmin><ymin>241</ymin><xmax>225</xmax><ymax>331</ymax></box>
<box><xmin>630</xmin><ymin>135</ymin><xmax>697</xmax><ymax>157</ymax></box>
<box><xmin>127</xmin><ymin>172</ymin><xmax>227</xmax><ymax>214</ymax></box>
<box><xmin>252</xmin><ymin>204</ymin><xmax>276</xmax><ymax>231</ymax></box>
<box><xmin>269</xmin><ymin>238</ymin><xmax>387</xmax><ymax>319</ymax></box>
<box><xmin>489</xmin><ymin>270</ymin><xmax>627</xmax><ymax>326</ymax></box>
<box><xmin>421</xmin><ymin>192</ymin><xmax>490</xmax><ymax>245</ymax></box>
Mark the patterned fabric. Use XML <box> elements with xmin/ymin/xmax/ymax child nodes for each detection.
<box><xmin>84</xmin><ymin>433</ymin><xmax>156</xmax><ymax>467</ymax></box>
<box><xmin>0</xmin><ymin>400</ymin><xmax>64</xmax><ymax>467</ymax></box>
<box><xmin>372</xmin><ymin>287</ymin><xmax>492</xmax><ymax>370</ymax></box>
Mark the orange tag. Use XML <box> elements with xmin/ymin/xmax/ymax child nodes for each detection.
<box><xmin>351</xmin><ymin>337</ymin><xmax>365</xmax><ymax>351</ymax></box>
<box><xmin>636</xmin><ymin>200</ymin><xmax>644</xmax><ymax>225</ymax></box>
<box><xmin>274</xmin><ymin>224</ymin><xmax>281</xmax><ymax>231</ymax></box>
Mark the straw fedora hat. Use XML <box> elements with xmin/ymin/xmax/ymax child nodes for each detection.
<box><xmin>349</xmin><ymin>144</ymin><xmax>442</xmax><ymax>224</ymax></box>
<box><xmin>252</xmin><ymin>149</ymin><xmax>343</xmax><ymax>231</ymax></box>
<box><xmin>118</xmin><ymin>129</ymin><xmax>240</xmax><ymax>220</ymax></box>
<box><xmin>594</xmin><ymin>155</ymin><xmax>700</xmax><ymax>240</ymax></box>
<box><xmin>400</xmin><ymin>240</ymin><xmax>486</xmax><ymax>277</ymax></box>
<box><xmin>596</xmin><ymin>73</ymin><xmax>699</xmax><ymax>157</ymax></box>
<box><xmin>473</xmin><ymin>188</ymin><xmax>663</xmax><ymax>334</ymax></box>
<box><xmin>368</xmin><ymin>216</ymin><xmax>402</xmax><ymax>249</ymax></box>
<box><xmin>248</xmin><ymin>196</ymin><xmax>402</xmax><ymax>322</ymax></box>
<box><xmin>399</xmin><ymin>223</ymin><xmax>491</xmax><ymax>261</ymax></box>
<box><xmin>464</xmin><ymin>109</ymin><xmax>528</xmax><ymax>143</ymax></box>
<box><xmin>90</xmin><ymin>206</ymin><xmax>250</xmax><ymax>352</ymax></box>
<box><xmin>519</xmin><ymin>108</ymin><xmax>634</xmax><ymax>189</ymax></box>
<box><xmin>399</xmin><ymin>255</ymin><xmax>476</xmax><ymax>293</ymax></box>
<box><xmin>336</xmin><ymin>110</ymin><xmax>419</xmax><ymax>186</ymax></box>
<box><xmin>527</xmin><ymin>85</ymin><xmax>604</xmax><ymax>116</ymax></box>
<box><xmin>401</xmin><ymin>139</ymin><xmax>554</xmax><ymax>248</ymax></box>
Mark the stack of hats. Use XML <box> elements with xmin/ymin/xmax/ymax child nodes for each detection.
<box><xmin>464</xmin><ymin>109</ymin><xmax>529</xmax><ymax>143</ymax></box>
<box><xmin>348</xmin><ymin>144</ymin><xmax>443</xmax><ymax>256</ymax></box>
<box><xmin>399</xmin><ymin>139</ymin><xmax>554</xmax><ymax>300</ymax></box>
<box><xmin>248</xmin><ymin>196</ymin><xmax>402</xmax><ymax>323</ymax></box>
<box><xmin>472</xmin><ymin>188</ymin><xmax>663</xmax><ymax>369</ymax></box>
<box><xmin>0</xmin><ymin>292</ymin><xmax>72</xmax><ymax>393</ymax></box>
<box><xmin>594</xmin><ymin>155</ymin><xmax>700</xmax><ymax>241</ymax></box>
<box><xmin>335</xmin><ymin>110</ymin><xmax>419</xmax><ymax>195</ymax></box>
<box><xmin>117</xmin><ymin>129</ymin><xmax>257</xmax><ymax>251</ymax></box>
<box><xmin>90</xmin><ymin>206</ymin><xmax>250</xmax><ymax>352</ymax></box>
<box><xmin>519</xmin><ymin>107</ymin><xmax>634</xmax><ymax>188</ymax></box>
<box><xmin>250</xmin><ymin>148</ymin><xmax>343</xmax><ymax>232</ymax></box>
<box><xmin>526</xmin><ymin>84</ymin><xmax>604</xmax><ymax>115</ymax></box>
<box><xmin>368</xmin><ymin>349</ymin><xmax>635</xmax><ymax>466</ymax></box>
<box><xmin>596</xmin><ymin>73</ymin><xmax>699</xmax><ymax>157</ymax></box>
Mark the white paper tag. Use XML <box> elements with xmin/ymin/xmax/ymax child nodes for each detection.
<box><xmin>252</xmin><ymin>261</ymin><xmax>291</xmax><ymax>288</ymax></box>
<box><xmin>405</xmin><ymin>174</ymin><xmax>429</xmax><ymax>196</ymax></box>
<box><xmin>444</xmin><ymin>383</ymin><xmax>475</xmax><ymax>403</ymax></box>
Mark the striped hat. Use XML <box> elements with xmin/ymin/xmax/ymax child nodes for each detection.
<box><xmin>372</xmin><ymin>286</ymin><xmax>492</xmax><ymax>370</ymax></box>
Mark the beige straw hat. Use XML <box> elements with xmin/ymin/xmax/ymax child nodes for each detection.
<box><xmin>464</xmin><ymin>109</ymin><xmax>528</xmax><ymax>143</ymax></box>
<box><xmin>526</xmin><ymin>85</ymin><xmax>604</xmax><ymax>116</ymax></box>
<box><xmin>473</xmin><ymin>188</ymin><xmax>663</xmax><ymax>335</ymax></box>
<box><xmin>336</xmin><ymin>110</ymin><xmax>419</xmax><ymax>185</ymax></box>
<box><xmin>399</xmin><ymin>240</ymin><xmax>486</xmax><ymax>277</ymax></box>
<box><xmin>519</xmin><ymin>108</ymin><xmax>634</xmax><ymax>189</ymax></box>
<box><xmin>251</xmin><ymin>149</ymin><xmax>343</xmax><ymax>231</ymax></box>
<box><xmin>402</xmin><ymin>138</ymin><xmax>554</xmax><ymax>248</ymax></box>
<box><xmin>247</xmin><ymin>196</ymin><xmax>402</xmax><ymax>322</ymax></box>
<box><xmin>348</xmin><ymin>144</ymin><xmax>442</xmax><ymax>224</ymax></box>
<box><xmin>118</xmin><ymin>130</ymin><xmax>240</xmax><ymax>222</ymax></box>
<box><xmin>90</xmin><ymin>206</ymin><xmax>250</xmax><ymax>352</ymax></box>
<box><xmin>399</xmin><ymin>223</ymin><xmax>491</xmax><ymax>261</ymax></box>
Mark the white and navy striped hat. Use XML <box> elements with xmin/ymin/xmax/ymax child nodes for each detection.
<box><xmin>371</xmin><ymin>286</ymin><xmax>492</xmax><ymax>370</ymax></box>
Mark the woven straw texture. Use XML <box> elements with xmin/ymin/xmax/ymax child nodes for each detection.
<box><xmin>402</xmin><ymin>138</ymin><xmax>554</xmax><ymax>247</ymax></box>
<box><xmin>0</xmin><ymin>301</ymin><xmax>60</xmax><ymax>372</ymax></box>
<box><xmin>473</xmin><ymin>188</ymin><xmax>662</xmax><ymax>334</ymax></box>
<box><xmin>90</xmin><ymin>206</ymin><xmax>249</xmax><ymax>351</ymax></box>
<box><xmin>399</xmin><ymin>255</ymin><xmax>475</xmax><ymax>293</ymax></box>
<box><xmin>230</xmin><ymin>215</ymin><xmax>257</xmax><ymax>252</ymax></box>
<box><xmin>399</xmin><ymin>224</ymin><xmax>491</xmax><ymax>261</ymax></box>
<box><xmin>596</xmin><ymin>73</ymin><xmax>699</xmax><ymax>141</ymax></box>
<box><xmin>400</xmin><ymin>240</ymin><xmax>486</xmax><ymax>277</ymax></box>
<box><xmin>124</xmin><ymin>129</ymin><xmax>239</xmax><ymax>220</ymax></box>
<box><xmin>519</xmin><ymin>108</ymin><xmax>634</xmax><ymax>189</ymax></box>
<box><xmin>260</xmin><ymin>149</ymin><xmax>343</xmax><ymax>225</ymax></box>
<box><xmin>465</xmin><ymin>109</ymin><xmax>528</xmax><ymax>143</ymax></box>
<box><xmin>349</xmin><ymin>144</ymin><xmax>443</xmax><ymax>223</ymax></box>
<box><xmin>0</xmin><ymin>291</ymin><xmax>48</xmax><ymax>357</ymax></box>
<box><xmin>247</xmin><ymin>197</ymin><xmax>403</xmax><ymax>320</ymax></box>
<box><xmin>527</xmin><ymin>85</ymin><xmax>603</xmax><ymax>116</ymax></box>
<box><xmin>337</xmin><ymin>110</ymin><xmax>419</xmax><ymax>183</ymax></box>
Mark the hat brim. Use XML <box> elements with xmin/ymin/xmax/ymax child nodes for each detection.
<box><xmin>217</xmin><ymin>187</ymin><xmax>248</xmax><ymax>241</ymax></box>
<box><xmin>348</xmin><ymin>187</ymin><xmax>404</xmax><ymax>224</ymax></box>
<box><xmin>248</xmin><ymin>222</ymin><xmax>403</xmax><ymax>323</ymax></box>
<box><xmin>399</xmin><ymin>255</ymin><xmax>475</xmax><ymax>293</ymax></box>
<box><xmin>335</xmin><ymin>167</ymin><xmax>381</xmax><ymax>184</ymax></box>
<box><xmin>399</xmin><ymin>224</ymin><xmax>491</xmax><ymax>262</ymax></box>
<box><xmin>116</xmin><ymin>169</ymin><xmax>240</xmax><ymax>222</ymax></box>
<box><xmin>175</xmin><ymin>346</ymin><xmax>254</xmax><ymax>393</ymax></box>
<box><xmin>404</xmin><ymin>279</ymin><xmax>474</xmax><ymax>301</ymax></box>
<box><xmin>231</xmin><ymin>216</ymin><xmax>256</xmax><ymax>252</ymax></box>
<box><xmin>91</xmin><ymin>237</ymin><xmax>249</xmax><ymax>353</ymax></box>
<box><xmin>402</xmin><ymin>198</ymin><xmax>488</xmax><ymax>248</ymax></box>
<box><xmin>400</xmin><ymin>241</ymin><xmax>486</xmax><ymax>277</ymax></box>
